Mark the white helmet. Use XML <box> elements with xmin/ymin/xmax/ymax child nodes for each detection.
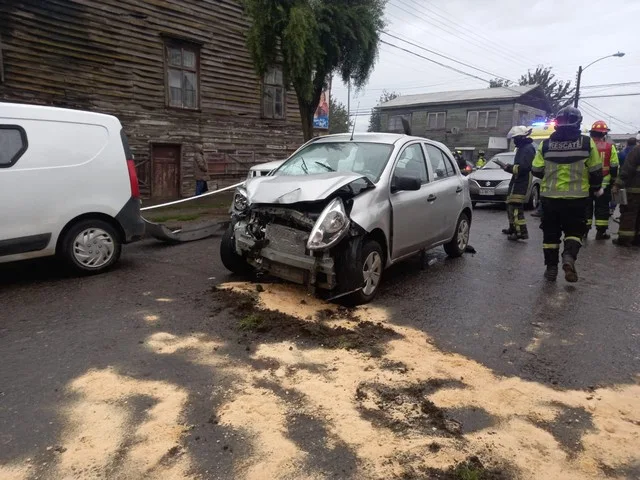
<box><xmin>507</xmin><ymin>126</ymin><xmax>533</xmax><ymax>139</ymax></box>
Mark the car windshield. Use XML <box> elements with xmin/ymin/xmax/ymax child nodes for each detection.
<box><xmin>276</xmin><ymin>142</ymin><xmax>394</xmax><ymax>182</ymax></box>
<box><xmin>484</xmin><ymin>153</ymin><xmax>516</xmax><ymax>169</ymax></box>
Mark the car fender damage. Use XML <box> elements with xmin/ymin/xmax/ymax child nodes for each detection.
<box><xmin>231</xmin><ymin>176</ymin><xmax>374</xmax><ymax>294</ymax></box>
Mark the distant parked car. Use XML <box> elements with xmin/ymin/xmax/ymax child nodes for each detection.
<box><xmin>0</xmin><ymin>103</ymin><xmax>145</xmax><ymax>274</ymax></box>
<box><xmin>247</xmin><ymin>159</ymin><xmax>286</xmax><ymax>180</ymax></box>
<box><xmin>467</xmin><ymin>152</ymin><xmax>540</xmax><ymax>210</ymax></box>
<box><xmin>221</xmin><ymin>133</ymin><xmax>472</xmax><ymax>304</ymax></box>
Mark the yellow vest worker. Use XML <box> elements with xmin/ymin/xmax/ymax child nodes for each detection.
<box><xmin>476</xmin><ymin>151</ymin><xmax>486</xmax><ymax>168</ymax></box>
<box><xmin>531</xmin><ymin>106</ymin><xmax>603</xmax><ymax>283</ymax></box>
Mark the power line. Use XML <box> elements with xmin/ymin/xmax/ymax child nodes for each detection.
<box><xmin>386</xmin><ymin>1</ymin><xmax>530</xmax><ymax>71</ymax></box>
<box><xmin>582</xmin><ymin>81</ymin><xmax>640</xmax><ymax>89</ymax></box>
<box><xmin>579</xmin><ymin>92</ymin><xmax>640</xmax><ymax>99</ymax></box>
<box><xmin>382</xmin><ymin>31</ymin><xmax>514</xmax><ymax>83</ymax></box>
<box><xmin>401</xmin><ymin>0</ymin><xmax>541</xmax><ymax>68</ymax></box>
<box><xmin>581</xmin><ymin>101</ymin><xmax>640</xmax><ymax>130</ymax></box>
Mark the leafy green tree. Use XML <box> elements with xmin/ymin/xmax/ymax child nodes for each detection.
<box><xmin>243</xmin><ymin>0</ymin><xmax>385</xmax><ymax>141</ymax></box>
<box><xmin>368</xmin><ymin>90</ymin><xmax>399</xmax><ymax>132</ymax></box>
<box><xmin>518</xmin><ymin>67</ymin><xmax>574</xmax><ymax>113</ymax></box>
<box><xmin>490</xmin><ymin>67</ymin><xmax>574</xmax><ymax>113</ymax></box>
<box><xmin>328</xmin><ymin>95</ymin><xmax>352</xmax><ymax>134</ymax></box>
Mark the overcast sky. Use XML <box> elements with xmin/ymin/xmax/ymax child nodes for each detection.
<box><xmin>332</xmin><ymin>0</ymin><xmax>640</xmax><ymax>134</ymax></box>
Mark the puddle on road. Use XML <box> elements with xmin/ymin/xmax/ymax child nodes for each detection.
<box><xmin>2</xmin><ymin>281</ymin><xmax>638</xmax><ymax>480</ymax></box>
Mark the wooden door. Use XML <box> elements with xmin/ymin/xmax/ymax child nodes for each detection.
<box><xmin>152</xmin><ymin>145</ymin><xmax>181</xmax><ymax>199</ymax></box>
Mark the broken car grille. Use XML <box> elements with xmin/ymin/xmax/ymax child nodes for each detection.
<box><xmin>265</xmin><ymin>223</ymin><xmax>308</xmax><ymax>256</ymax></box>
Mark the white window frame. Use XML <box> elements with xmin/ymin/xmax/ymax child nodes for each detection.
<box><xmin>426</xmin><ymin>112</ymin><xmax>446</xmax><ymax>130</ymax></box>
<box><xmin>389</xmin><ymin>115</ymin><xmax>410</xmax><ymax>132</ymax></box>
<box><xmin>467</xmin><ymin>110</ymin><xmax>499</xmax><ymax>129</ymax></box>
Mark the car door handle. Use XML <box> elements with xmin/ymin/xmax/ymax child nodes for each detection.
<box><xmin>456</xmin><ymin>186</ymin><xmax>463</xmax><ymax>193</ymax></box>
<box><xmin>427</xmin><ymin>194</ymin><xmax>437</xmax><ymax>202</ymax></box>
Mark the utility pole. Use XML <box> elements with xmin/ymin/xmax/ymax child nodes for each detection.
<box><xmin>574</xmin><ymin>66</ymin><xmax>582</xmax><ymax>108</ymax></box>
<box><xmin>347</xmin><ymin>80</ymin><xmax>351</xmax><ymax>119</ymax></box>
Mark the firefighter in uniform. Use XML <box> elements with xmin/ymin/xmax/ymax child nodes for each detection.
<box><xmin>476</xmin><ymin>150</ymin><xmax>487</xmax><ymax>168</ymax></box>
<box><xmin>531</xmin><ymin>107</ymin><xmax>603</xmax><ymax>282</ymax></box>
<box><xmin>501</xmin><ymin>126</ymin><xmax>536</xmax><ymax>240</ymax></box>
<box><xmin>585</xmin><ymin>120</ymin><xmax>619</xmax><ymax>239</ymax></box>
<box><xmin>612</xmin><ymin>144</ymin><xmax>640</xmax><ymax>246</ymax></box>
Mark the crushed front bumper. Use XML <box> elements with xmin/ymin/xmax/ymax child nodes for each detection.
<box><xmin>234</xmin><ymin>220</ymin><xmax>337</xmax><ymax>290</ymax></box>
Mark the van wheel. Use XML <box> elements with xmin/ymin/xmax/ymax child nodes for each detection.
<box><xmin>444</xmin><ymin>213</ymin><xmax>470</xmax><ymax>258</ymax></box>
<box><xmin>341</xmin><ymin>239</ymin><xmax>384</xmax><ymax>305</ymax></box>
<box><xmin>220</xmin><ymin>223</ymin><xmax>253</xmax><ymax>275</ymax></box>
<box><xmin>60</xmin><ymin>219</ymin><xmax>122</xmax><ymax>274</ymax></box>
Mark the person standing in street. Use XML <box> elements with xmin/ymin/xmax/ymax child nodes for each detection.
<box><xmin>612</xmin><ymin>143</ymin><xmax>640</xmax><ymax>246</ymax></box>
<box><xmin>618</xmin><ymin>136</ymin><xmax>637</xmax><ymax>167</ymax></box>
<box><xmin>531</xmin><ymin>107</ymin><xmax>603</xmax><ymax>282</ymax></box>
<box><xmin>476</xmin><ymin>150</ymin><xmax>487</xmax><ymax>168</ymax></box>
<box><xmin>501</xmin><ymin>126</ymin><xmax>536</xmax><ymax>241</ymax></box>
<box><xmin>585</xmin><ymin>121</ymin><xmax>619</xmax><ymax>240</ymax></box>
<box><xmin>194</xmin><ymin>143</ymin><xmax>210</xmax><ymax>196</ymax></box>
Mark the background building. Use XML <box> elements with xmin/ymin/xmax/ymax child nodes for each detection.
<box><xmin>0</xmin><ymin>0</ymin><xmax>303</xmax><ymax>198</ymax></box>
<box><xmin>379</xmin><ymin>85</ymin><xmax>549</xmax><ymax>162</ymax></box>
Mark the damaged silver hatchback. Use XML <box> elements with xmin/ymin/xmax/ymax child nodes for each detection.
<box><xmin>220</xmin><ymin>133</ymin><xmax>473</xmax><ymax>304</ymax></box>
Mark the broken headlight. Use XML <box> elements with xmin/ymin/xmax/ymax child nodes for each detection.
<box><xmin>307</xmin><ymin>197</ymin><xmax>350</xmax><ymax>250</ymax></box>
<box><xmin>233</xmin><ymin>187</ymin><xmax>249</xmax><ymax>213</ymax></box>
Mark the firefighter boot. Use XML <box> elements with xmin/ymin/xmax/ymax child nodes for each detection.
<box><xmin>595</xmin><ymin>228</ymin><xmax>610</xmax><ymax>240</ymax></box>
<box><xmin>502</xmin><ymin>226</ymin><xmax>515</xmax><ymax>235</ymax></box>
<box><xmin>562</xmin><ymin>253</ymin><xmax>578</xmax><ymax>283</ymax></box>
<box><xmin>543</xmin><ymin>249</ymin><xmax>558</xmax><ymax>281</ymax></box>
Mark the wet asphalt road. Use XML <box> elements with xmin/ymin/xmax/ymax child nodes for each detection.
<box><xmin>1</xmin><ymin>205</ymin><xmax>639</xmax><ymax>475</ymax></box>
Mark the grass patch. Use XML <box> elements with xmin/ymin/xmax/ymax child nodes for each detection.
<box><xmin>238</xmin><ymin>313</ymin><xmax>263</xmax><ymax>331</ymax></box>
<box><xmin>147</xmin><ymin>213</ymin><xmax>202</xmax><ymax>223</ymax></box>
<box><xmin>454</xmin><ymin>463</ymin><xmax>483</xmax><ymax>480</ymax></box>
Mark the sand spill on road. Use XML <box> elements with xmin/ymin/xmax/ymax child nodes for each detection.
<box><xmin>3</xmin><ymin>281</ymin><xmax>637</xmax><ymax>480</ymax></box>
<box><xmin>210</xmin><ymin>282</ymin><xmax>640</xmax><ymax>479</ymax></box>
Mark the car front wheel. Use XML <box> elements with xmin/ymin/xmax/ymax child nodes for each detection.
<box><xmin>220</xmin><ymin>223</ymin><xmax>254</xmax><ymax>275</ymax></box>
<box><xmin>444</xmin><ymin>212</ymin><xmax>470</xmax><ymax>258</ymax></box>
<box><xmin>341</xmin><ymin>238</ymin><xmax>384</xmax><ymax>305</ymax></box>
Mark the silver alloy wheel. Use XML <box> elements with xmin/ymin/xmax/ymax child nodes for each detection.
<box><xmin>457</xmin><ymin>218</ymin><xmax>470</xmax><ymax>251</ymax></box>
<box><xmin>362</xmin><ymin>251</ymin><xmax>382</xmax><ymax>296</ymax></box>
<box><xmin>72</xmin><ymin>228</ymin><xmax>115</xmax><ymax>269</ymax></box>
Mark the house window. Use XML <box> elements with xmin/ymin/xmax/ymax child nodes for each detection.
<box><xmin>427</xmin><ymin>112</ymin><xmax>446</xmax><ymax>130</ymax></box>
<box><xmin>389</xmin><ymin>115</ymin><xmax>410</xmax><ymax>132</ymax></box>
<box><xmin>518</xmin><ymin>111</ymin><xmax>529</xmax><ymax>125</ymax></box>
<box><xmin>263</xmin><ymin>67</ymin><xmax>285</xmax><ymax>119</ymax></box>
<box><xmin>467</xmin><ymin>110</ymin><xmax>498</xmax><ymax>129</ymax></box>
<box><xmin>165</xmin><ymin>41</ymin><xmax>199</xmax><ymax>109</ymax></box>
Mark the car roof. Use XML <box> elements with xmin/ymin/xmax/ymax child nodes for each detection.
<box><xmin>0</xmin><ymin>102</ymin><xmax>121</xmax><ymax>129</ymax></box>
<box><xmin>310</xmin><ymin>133</ymin><xmax>451</xmax><ymax>152</ymax></box>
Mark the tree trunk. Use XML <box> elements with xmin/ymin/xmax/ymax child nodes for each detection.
<box><xmin>298</xmin><ymin>99</ymin><xmax>314</xmax><ymax>142</ymax></box>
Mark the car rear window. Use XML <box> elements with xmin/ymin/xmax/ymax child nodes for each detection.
<box><xmin>0</xmin><ymin>125</ymin><xmax>28</xmax><ymax>168</ymax></box>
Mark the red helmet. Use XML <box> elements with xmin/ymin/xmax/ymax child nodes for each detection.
<box><xmin>590</xmin><ymin>120</ymin><xmax>610</xmax><ymax>133</ymax></box>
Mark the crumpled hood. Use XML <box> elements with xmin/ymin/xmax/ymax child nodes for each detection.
<box><xmin>246</xmin><ymin>172</ymin><xmax>370</xmax><ymax>204</ymax></box>
<box><xmin>468</xmin><ymin>168</ymin><xmax>512</xmax><ymax>183</ymax></box>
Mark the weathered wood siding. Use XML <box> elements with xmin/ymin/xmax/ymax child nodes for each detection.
<box><xmin>381</xmin><ymin>99</ymin><xmax>545</xmax><ymax>156</ymax></box>
<box><xmin>0</xmin><ymin>0</ymin><xmax>304</xmax><ymax>197</ymax></box>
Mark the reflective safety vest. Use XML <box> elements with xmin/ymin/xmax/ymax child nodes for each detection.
<box><xmin>593</xmin><ymin>139</ymin><xmax>619</xmax><ymax>186</ymax></box>
<box><xmin>532</xmin><ymin>135</ymin><xmax>603</xmax><ymax>198</ymax></box>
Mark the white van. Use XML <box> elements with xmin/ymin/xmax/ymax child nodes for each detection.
<box><xmin>0</xmin><ymin>103</ymin><xmax>145</xmax><ymax>273</ymax></box>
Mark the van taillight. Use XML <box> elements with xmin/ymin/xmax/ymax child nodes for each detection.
<box><xmin>127</xmin><ymin>159</ymin><xmax>140</xmax><ymax>199</ymax></box>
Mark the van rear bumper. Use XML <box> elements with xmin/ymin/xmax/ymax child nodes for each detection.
<box><xmin>116</xmin><ymin>197</ymin><xmax>146</xmax><ymax>243</ymax></box>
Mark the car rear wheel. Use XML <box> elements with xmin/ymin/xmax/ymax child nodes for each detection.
<box><xmin>59</xmin><ymin>219</ymin><xmax>122</xmax><ymax>274</ymax></box>
<box><xmin>526</xmin><ymin>184</ymin><xmax>540</xmax><ymax>210</ymax></box>
<box><xmin>342</xmin><ymin>239</ymin><xmax>384</xmax><ymax>305</ymax></box>
<box><xmin>444</xmin><ymin>212</ymin><xmax>470</xmax><ymax>258</ymax></box>
<box><xmin>220</xmin><ymin>222</ymin><xmax>254</xmax><ymax>275</ymax></box>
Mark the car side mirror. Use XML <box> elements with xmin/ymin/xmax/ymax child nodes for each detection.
<box><xmin>391</xmin><ymin>176</ymin><xmax>421</xmax><ymax>193</ymax></box>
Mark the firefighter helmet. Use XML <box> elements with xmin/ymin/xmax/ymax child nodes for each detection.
<box><xmin>555</xmin><ymin>106</ymin><xmax>583</xmax><ymax>128</ymax></box>
<box><xmin>507</xmin><ymin>126</ymin><xmax>533</xmax><ymax>139</ymax></box>
<box><xmin>590</xmin><ymin>120</ymin><xmax>610</xmax><ymax>133</ymax></box>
